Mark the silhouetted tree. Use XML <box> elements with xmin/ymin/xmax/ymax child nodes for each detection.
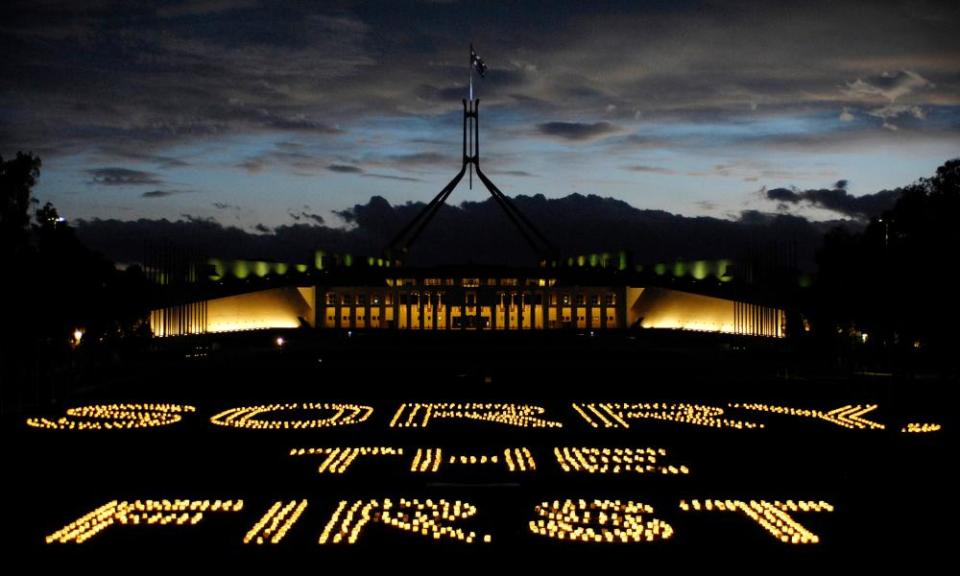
<box><xmin>1</xmin><ymin>152</ymin><xmax>41</xmax><ymax>259</ymax></box>
<box><xmin>2</xmin><ymin>152</ymin><xmax>152</xmax><ymax>413</ymax></box>
<box><xmin>813</xmin><ymin>159</ymin><xmax>959</xmax><ymax>373</ymax></box>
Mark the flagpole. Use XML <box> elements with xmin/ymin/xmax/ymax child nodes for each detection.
<box><xmin>468</xmin><ymin>44</ymin><xmax>474</xmax><ymax>188</ymax></box>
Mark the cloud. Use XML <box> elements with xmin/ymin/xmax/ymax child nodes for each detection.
<box><xmin>236</xmin><ymin>159</ymin><xmax>267</xmax><ymax>173</ymax></box>
<box><xmin>622</xmin><ymin>165</ymin><xmax>678</xmax><ymax>175</ymax></box>
<box><xmin>383</xmin><ymin>152</ymin><xmax>450</xmax><ymax>167</ymax></box>
<box><xmin>361</xmin><ymin>173</ymin><xmax>423</xmax><ymax>182</ymax></box>
<box><xmin>764</xmin><ymin>181</ymin><xmax>900</xmax><ymax>219</ymax></box>
<box><xmin>288</xmin><ymin>210</ymin><xmax>324</xmax><ymax>225</ymax></box>
<box><xmin>535</xmin><ymin>122</ymin><xmax>620</xmax><ymax>142</ymax></box>
<box><xmin>157</xmin><ymin>0</ymin><xmax>260</xmax><ymax>19</ymax></box>
<box><xmin>695</xmin><ymin>200</ymin><xmax>717</xmax><ymax>211</ymax></box>
<box><xmin>839</xmin><ymin>107</ymin><xmax>855</xmax><ymax>122</ymax></box>
<box><xmin>212</xmin><ymin>202</ymin><xmax>239</xmax><ymax>210</ymax></box>
<box><xmin>141</xmin><ymin>189</ymin><xmax>186</xmax><ymax>198</ymax></box>
<box><xmin>492</xmin><ymin>170</ymin><xmax>535</xmax><ymax>177</ymax></box>
<box><xmin>844</xmin><ymin>70</ymin><xmax>933</xmax><ymax>102</ymax></box>
<box><xmin>253</xmin><ymin>223</ymin><xmax>272</xmax><ymax>233</ymax></box>
<box><xmin>88</xmin><ymin>168</ymin><xmax>163</xmax><ymax>186</ymax></box>
<box><xmin>73</xmin><ymin>192</ymin><xmax>851</xmax><ymax>273</ymax></box>
<box><xmin>867</xmin><ymin>104</ymin><xmax>926</xmax><ymax>131</ymax></box>
<box><xmin>327</xmin><ymin>164</ymin><xmax>364</xmax><ymax>173</ymax></box>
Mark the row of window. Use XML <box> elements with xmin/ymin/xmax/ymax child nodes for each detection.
<box><xmin>325</xmin><ymin>291</ymin><xmax>618</xmax><ymax>307</ymax></box>
<box><xmin>387</xmin><ymin>278</ymin><xmax>556</xmax><ymax>288</ymax></box>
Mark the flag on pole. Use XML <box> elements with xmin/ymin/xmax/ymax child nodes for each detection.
<box><xmin>470</xmin><ymin>44</ymin><xmax>487</xmax><ymax>77</ymax></box>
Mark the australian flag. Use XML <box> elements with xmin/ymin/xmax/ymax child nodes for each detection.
<box><xmin>470</xmin><ymin>44</ymin><xmax>487</xmax><ymax>77</ymax></box>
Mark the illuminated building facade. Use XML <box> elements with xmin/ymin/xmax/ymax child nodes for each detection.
<box><xmin>149</xmin><ymin>97</ymin><xmax>786</xmax><ymax>338</ymax></box>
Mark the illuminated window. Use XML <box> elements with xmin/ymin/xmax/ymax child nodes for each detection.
<box><xmin>561</xmin><ymin>294</ymin><xmax>571</xmax><ymax>306</ymax></box>
<box><xmin>425</xmin><ymin>278</ymin><xmax>441</xmax><ymax>286</ymax></box>
<box><xmin>500</xmin><ymin>278</ymin><xmax>518</xmax><ymax>286</ymax></box>
<box><xmin>326</xmin><ymin>292</ymin><xmax>338</xmax><ymax>306</ymax></box>
<box><xmin>385</xmin><ymin>292</ymin><xmax>393</xmax><ymax>305</ymax></box>
<box><xmin>605</xmin><ymin>292</ymin><xmax>616</xmax><ymax>306</ymax></box>
<box><xmin>371</xmin><ymin>293</ymin><xmax>381</xmax><ymax>306</ymax></box>
<box><xmin>549</xmin><ymin>293</ymin><xmax>558</xmax><ymax>306</ymax></box>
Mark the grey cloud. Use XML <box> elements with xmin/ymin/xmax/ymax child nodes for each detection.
<box><xmin>88</xmin><ymin>168</ymin><xmax>163</xmax><ymax>186</ymax></box>
<box><xmin>236</xmin><ymin>159</ymin><xmax>267</xmax><ymax>173</ymax></box>
<box><xmin>288</xmin><ymin>210</ymin><xmax>324</xmax><ymax>225</ymax></box>
<box><xmin>867</xmin><ymin>104</ymin><xmax>926</xmax><ymax>130</ymax></box>
<box><xmin>535</xmin><ymin>122</ymin><xmax>620</xmax><ymax>142</ymax></box>
<box><xmin>622</xmin><ymin>165</ymin><xmax>678</xmax><ymax>175</ymax></box>
<box><xmin>384</xmin><ymin>152</ymin><xmax>450</xmax><ymax>167</ymax></box>
<box><xmin>764</xmin><ymin>183</ymin><xmax>901</xmax><ymax>219</ymax></box>
<box><xmin>361</xmin><ymin>173</ymin><xmax>423</xmax><ymax>182</ymax></box>
<box><xmin>492</xmin><ymin>170</ymin><xmax>535</xmax><ymax>177</ymax></box>
<box><xmin>2</xmin><ymin>1</ymin><xmax>958</xmax><ymax>179</ymax></box>
<box><xmin>327</xmin><ymin>164</ymin><xmax>364</xmax><ymax>173</ymax></box>
<box><xmin>844</xmin><ymin>70</ymin><xmax>933</xmax><ymax>102</ymax></box>
<box><xmin>141</xmin><ymin>189</ymin><xmax>187</xmax><ymax>198</ymax></box>
<box><xmin>157</xmin><ymin>0</ymin><xmax>260</xmax><ymax>19</ymax></box>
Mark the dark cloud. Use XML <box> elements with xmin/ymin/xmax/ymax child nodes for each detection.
<box><xmin>75</xmin><ymin>193</ymin><xmax>852</xmax><ymax>271</ymax></box>
<box><xmin>288</xmin><ymin>210</ymin><xmax>324</xmax><ymax>225</ymax></box>
<box><xmin>300</xmin><ymin>211</ymin><xmax>325</xmax><ymax>225</ymax></box>
<box><xmin>764</xmin><ymin>182</ymin><xmax>901</xmax><ymax>219</ymax></box>
<box><xmin>253</xmin><ymin>223</ymin><xmax>272</xmax><ymax>233</ymax></box>
<box><xmin>87</xmin><ymin>168</ymin><xmax>163</xmax><ymax>186</ymax></box>
<box><xmin>327</xmin><ymin>164</ymin><xmax>364</xmax><ymax>173</ymax></box>
<box><xmin>535</xmin><ymin>122</ymin><xmax>620</xmax><ymax>142</ymax></box>
<box><xmin>361</xmin><ymin>173</ymin><xmax>423</xmax><ymax>182</ymax></box>
<box><xmin>212</xmin><ymin>202</ymin><xmax>239</xmax><ymax>210</ymax></box>
<box><xmin>141</xmin><ymin>190</ymin><xmax>182</xmax><ymax>198</ymax></box>
<box><xmin>157</xmin><ymin>0</ymin><xmax>260</xmax><ymax>20</ymax></box>
<box><xmin>236</xmin><ymin>159</ymin><xmax>267</xmax><ymax>173</ymax></box>
<box><xmin>492</xmin><ymin>170</ymin><xmax>535</xmax><ymax>177</ymax></box>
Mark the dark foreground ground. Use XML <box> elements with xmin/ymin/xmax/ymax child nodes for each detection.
<box><xmin>6</xmin><ymin>330</ymin><xmax>952</xmax><ymax>567</ymax></box>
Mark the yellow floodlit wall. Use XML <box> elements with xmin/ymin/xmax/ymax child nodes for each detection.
<box><xmin>626</xmin><ymin>287</ymin><xmax>782</xmax><ymax>337</ymax></box>
<box><xmin>151</xmin><ymin>286</ymin><xmax>315</xmax><ymax>336</ymax></box>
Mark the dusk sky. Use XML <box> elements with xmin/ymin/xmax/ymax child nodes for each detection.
<box><xmin>2</xmin><ymin>0</ymin><xmax>958</xmax><ymax>231</ymax></box>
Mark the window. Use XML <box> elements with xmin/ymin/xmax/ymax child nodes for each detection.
<box><xmin>326</xmin><ymin>292</ymin><xmax>337</xmax><ymax>306</ymax></box>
